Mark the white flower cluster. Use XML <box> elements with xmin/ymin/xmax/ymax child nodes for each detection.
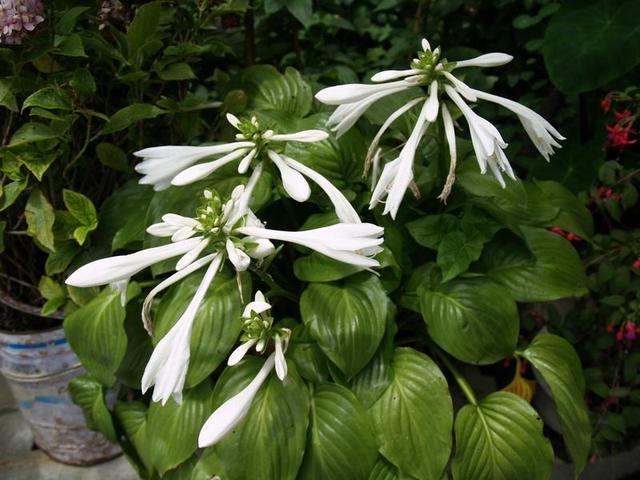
<box><xmin>0</xmin><ymin>0</ymin><xmax>44</xmax><ymax>44</ymax></box>
<box><xmin>316</xmin><ymin>38</ymin><xmax>564</xmax><ymax>217</ymax></box>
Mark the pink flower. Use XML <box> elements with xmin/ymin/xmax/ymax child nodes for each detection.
<box><xmin>632</xmin><ymin>258</ymin><xmax>640</xmax><ymax>270</ymax></box>
<box><xmin>601</xmin><ymin>95</ymin><xmax>612</xmax><ymax>113</ymax></box>
<box><xmin>0</xmin><ymin>0</ymin><xmax>44</xmax><ymax>44</ymax></box>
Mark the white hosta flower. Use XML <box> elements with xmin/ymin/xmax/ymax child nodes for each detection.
<box><xmin>237</xmin><ymin>222</ymin><xmax>384</xmax><ymax>268</ymax></box>
<box><xmin>141</xmin><ymin>253</ymin><xmax>224</xmax><ymax>405</ymax></box>
<box><xmin>315</xmin><ymin>37</ymin><xmax>564</xmax><ymax>210</ymax></box>
<box><xmin>198</xmin><ymin>353</ymin><xmax>276</xmax><ymax>447</ymax></box>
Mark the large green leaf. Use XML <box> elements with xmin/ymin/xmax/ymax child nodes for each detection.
<box><xmin>115</xmin><ymin>401</ymin><xmax>153</xmax><ymax>472</ymax></box>
<box><xmin>68</xmin><ymin>375</ymin><xmax>117</xmax><ymax>442</ymax></box>
<box><xmin>22</xmin><ymin>86</ymin><xmax>71</xmax><ymax>111</ymax></box>
<box><xmin>64</xmin><ymin>288</ymin><xmax>127</xmax><ymax>386</ymax></box>
<box><xmin>299</xmin><ymin>384</ymin><xmax>378</xmax><ymax>480</ymax></box>
<box><xmin>481</xmin><ymin>227</ymin><xmax>587</xmax><ymax>302</ymax></box>
<box><xmin>369</xmin><ymin>348</ymin><xmax>452</xmax><ymax>480</ymax></box>
<box><xmin>452</xmin><ymin>392</ymin><xmax>554</xmax><ymax>480</ymax></box>
<box><xmin>242</xmin><ymin>65</ymin><xmax>312</xmax><ymax>117</ymax></box>
<box><xmin>9</xmin><ymin>122</ymin><xmax>59</xmax><ymax>146</ymax></box>
<box><xmin>294</xmin><ymin>251</ymin><xmax>362</xmax><ymax>282</ymax></box>
<box><xmin>153</xmin><ymin>268</ymin><xmax>249</xmax><ymax>388</ymax></box>
<box><xmin>535</xmin><ymin>180</ymin><xmax>594</xmax><ymax>240</ymax></box>
<box><xmin>25</xmin><ymin>188</ymin><xmax>56</xmax><ymax>252</ymax></box>
<box><xmin>127</xmin><ymin>1</ymin><xmax>164</xmax><ymax>64</ymax></box>
<box><xmin>419</xmin><ymin>277</ymin><xmax>518</xmax><ymax>364</ymax></box>
<box><xmin>521</xmin><ymin>334</ymin><xmax>591</xmax><ymax>477</ymax></box>
<box><xmin>212</xmin><ymin>358</ymin><xmax>310</xmax><ymax>480</ymax></box>
<box><xmin>543</xmin><ymin>0</ymin><xmax>640</xmax><ymax>94</ymax></box>
<box><xmin>300</xmin><ymin>274</ymin><xmax>388</xmax><ymax>378</ymax></box>
<box><xmin>145</xmin><ymin>381</ymin><xmax>214</xmax><ymax>476</ymax></box>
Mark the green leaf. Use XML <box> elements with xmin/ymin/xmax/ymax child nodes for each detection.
<box><xmin>369</xmin><ymin>348</ymin><xmax>452</xmax><ymax>480</ymax></box>
<box><xmin>102</xmin><ymin>103</ymin><xmax>166</xmax><ymax>134</ymax></box>
<box><xmin>22</xmin><ymin>87</ymin><xmax>71</xmax><ymax>112</ymax></box>
<box><xmin>68</xmin><ymin>375</ymin><xmax>117</xmax><ymax>442</ymax></box>
<box><xmin>153</xmin><ymin>268</ymin><xmax>249</xmax><ymax>388</ymax></box>
<box><xmin>300</xmin><ymin>274</ymin><xmax>388</xmax><ymax>378</ymax></box>
<box><xmin>96</xmin><ymin>142</ymin><xmax>130</xmax><ymax>173</ymax></box>
<box><xmin>419</xmin><ymin>277</ymin><xmax>519</xmax><ymax>364</ymax></box>
<box><xmin>9</xmin><ymin>122</ymin><xmax>59</xmax><ymax>147</ymax></box>
<box><xmin>127</xmin><ymin>1</ymin><xmax>164</xmax><ymax>64</ymax></box>
<box><xmin>299</xmin><ymin>384</ymin><xmax>377</xmax><ymax>479</ymax></box>
<box><xmin>535</xmin><ymin>180</ymin><xmax>594</xmax><ymax>239</ymax></box>
<box><xmin>543</xmin><ymin>0</ymin><xmax>640</xmax><ymax>94</ymax></box>
<box><xmin>368</xmin><ymin>457</ymin><xmax>407</xmax><ymax>480</ymax></box>
<box><xmin>70</xmin><ymin>67</ymin><xmax>96</xmax><ymax>95</ymax></box>
<box><xmin>481</xmin><ymin>227</ymin><xmax>587</xmax><ymax>302</ymax></box>
<box><xmin>63</xmin><ymin>189</ymin><xmax>98</xmax><ymax>226</ymax></box>
<box><xmin>0</xmin><ymin>179</ymin><xmax>27</xmax><ymax>211</ymax></box>
<box><xmin>64</xmin><ymin>288</ymin><xmax>127</xmax><ymax>386</ymax></box>
<box><xmin>38</xmin><ymin>276</ymin><xmax>66</xmax><ymax>316</ymax></box>
<box><xmin>436</xmin><ymin>231</ymin><xmax>484</xmax><ymax>282</ymax></box>
<box><xmin>25</xmin><ymin>189</ymin><xmax>56</xmax><ymax>252</ymax></box>
<box><xmin>0</xmin><ymin>79</ymin><xmax>18</xmax><ymax>111</ymax></box>
<box><xmin>521</xmin><ymin>334</ymin><xmax>591</xmax><ymax>477</ymax></box>
<box><xmin>406</xmin><ymin>214</ymin><xmax>460</xmax><ymax>249</ymax></box>
<box><xmin>115</xmin><ymin>401</ymin><xmax>153</xmax><ymax>471</ymax></box>
<box><xmin>452</xmin><ymin>392</ymin><xmax>553</xmax><ymax>480</ymax></box>
<box><xmin>286</xmin><ymin>0</ymin><xmax>313</xmax><ymax>27</ymax></box>
<box><xmin>45</xmin><ymin>240</ymin><xmax>78</xmax><ymax>275</ymax></box>
<box><xmin>159</xmin><ymin>62</ymin><xmax>197</xmax><ymax>81</ymax></box>
<box><xmin>146</xmin><ymin>381</ymin><xmax>214</xmax><ymax>476</ymax></box>
<box><xmin>17</xmin><ymin>151</ymin><xmax>57</xmax><ymax>181</ymax></box>
<box><xmin>243</xmin><ymin>65</ymin><xmax>312</xmax><ymax>117</ymax></box>
<box><xmin>213</xmin><ymin>358</ymin><xmax>310</xmax><ymax>480</ymax></box>
<box><xmin>286</xmin><ymin>323</ymin><xmax>331</xmax><ymax>384</ymax></box>
<box><xmin>294</xmin><ymin>251</ymin><xmax>362</xmax><ymax>282</ymax></box>
<box><xmin>56</xmin><ymin>6</ymin><xmax>90</xmax><ymax>35</ymax></box>
<box><xmin>57</xmin><ymin>34</ymin><xmax>87</xmax><ymax>57</ymax></box>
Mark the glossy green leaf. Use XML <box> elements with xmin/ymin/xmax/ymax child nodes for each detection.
<box><xmin>245</xmin><ymin>65</ymin><xmax>312</xmax><ymax>116</ymax></box>
<box><xmin>127</xmin><ymin>1</ymin><xmax>164</xmax><ymax>63</ymax></box>
<box><xmin>294</xmin><ymin>251</ymin><xmax>362</xmax><ymax>282</ymax></box>
<box><xmin>115</xmin><ymin>401</ymin><xmax>153</xmax><ymax>471</ymax></box>
<box><xmin>436</xmin><ymin>231</ymin><xmax>484</xmax><ymax>282</ymax></box>
<box><xmin>102</xmin><ymin>103</ymin><xmax>166</xmax><ymax>134</ymax></box>
<box><xmin>213</xmin><ymin>358</ymin><xmax>310</xmax><ymax>480</ymax></box>
<box><xmin>153</xmin><ymin>268</ymin><xmax>249</xmax><ymax>388</ymax></box>
<box><xmin>22</xmin><ymin>86</ymin><xmax>71</xmax><ymax>111</ymax></box>
<box><xmin>535</xmin><ymin>180</ymin><xmax>593</xmax><ymax>239</ymax></box>
<box><xmin>543</xmin><ymin>0</ymin><xmax>640</xmax><ymax>94</ymax></box>
<box><xmin>300</xmin><ymin>274</ymin><xmax>388</xmax><ymax>378</ymax></box>
<box><xmin>57</xmin><ymin>34</ymin><xmax>87</xmax><ymax>57</ymax></box>
<box><xmin>406</xmin><ymin>214</ymin><xmax>459</xmax><ymax>249</ymax></box>
<box><xmin>369</xmin><ymin>348</ymin><xmax>452</xmax><ymax>480</ymax></box>
<box><xmin>521</xmin><ymin>334</ymin><xmax>591</xmax><ymax>477</ymax></box>
<box><xmin>25</xmin><ymin>189</ymin><xmax>56</xmax><ymax>252</ymax></box>
<box><xmin>64</xmin><ymin>288</ymin><xmax>127</xmax><ymax>386</ymax></box>
<box><xmin>299</xmin><ymin>384</ymin><xmax>378</xmax><ymax>480</ymax></box>
<box><xmin>9</xmin><ymin>122</ymin><xmax>59</xmax><ymax>147</ymax></box>
<box><xmin>420</xmin><ymin>277</ymin><xmax>518</xmax><ymax>364</ymax></box>
<box><xmin>0</xmin><ymin>179</ymin><xmax>28</xmax><ymax>212</ymax></box>
<box><xmin>63</xmin><ymin>189</ymin><xmax>98</xmax><ymax>226</ymax></box>
<box><xmin>68</xmin><ymin>375</ymin><xmax>117</xmax><ymax>442</ymax></box>
<box><xmin>481</xmin><ymin>227</ymin><xmax>587</xmax><ymax>302</ymax></box>
<box><xmin>146</xmin><ymin>381</ymin><xmax>214</xmax><ymax>476</ymax></box>
<box><xmin>159</xmin><ymin>62</ymin><xmax>197</xmax><ymax>81</ymax></box>
<box><xmin>56</xmin><ymin>7</ymin><xmax>90</xmax><ymax>35</ymax></box>
<box><xmin>452</xmin><ymin>392</ymin><xmax>553</xmax><ymax>480</ymax></box>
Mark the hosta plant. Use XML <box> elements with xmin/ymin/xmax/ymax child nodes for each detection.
<box><xmin>65</xmin><ymin>38</ymin><xmax>592</xmax><ymax>480</ymax></box>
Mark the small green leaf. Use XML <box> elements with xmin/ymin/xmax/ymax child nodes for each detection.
<box><xmin>406</xmin><ymin>214</ymin><xmax>459</xmax><ymax>249</ymax></box>
<box><xmin>45</xmin><ymin>240</ymin><xmax>78</xmax><ymax>275</ymax></box>
<box><xmin>9</xmin><ymin>122</ymin><xmax>59</xmax><ymax>147</ymax></box>
<box><xmin>0</xmin><ymin>179</ymin><xmax>27</xmax><ymax>211</ymax></box>
<box><xmin>64</xmin><ymin>288</ymin><xmax>127</xmax><ymax>386</ymax></box>
<box><xmin>521</xmin><ymin>334</ymin><xmax>591</xmax><ymax>477</ymax></box>
<box><xmin>102</xmin><ymin>103</ymin><xmax>166</xmax><ymax>134</ymax></box>
<box><xmin>70</xmin><ymin>67</ymin><xmax>96</xmax><ymax>94</ymax></box>
<box><xmin>25</xmin><ymin>189</ymin><xmax>56</xmax><ymax>252</ymax></box>
<box><xmin>300</xmin><ymin>274</ymin><xmax>388</xmax><ymax>378</ymax></box>
<box><xmin>452</xmin><ymin>392</ymin><xmax>553</xmax><ymax>480</ymax></box>
<box><xmin>56</xmin><ymin>6</ymin><xmax>90</xmax><ymax>35</ymax></box>
<box><xmin>56</xmin><ymin>34</ymin><xmax>87</xmax><ymax>57</ymax></box>
<box><xmin>96</xmin><ymin>142</ymin><xmax>130</xmax><ymax>173</ymax></box>
<box><xmin>22</xmin><ymin>87</ymin><xmax>71</xmax><ymax>112</ymax></box>
<box><xmin>68</xmin><ymin>375</ymin><xmax>117</xmax><ymax>442</ymax></box>
<box><xmin>158</xmin><ymin>62</ymin><xmax>197</xmax><ymax>81</ymax></box>
<box><xmin>436</xmin><ymin>231</ymin><xmax>484</xmax><ymax>282</ymax></box>
<box><xmin>369</xmin><ymin>348</ymin><xmax>452</xmax><ymax>480</ymax></box>
<box><xmin>420</xmin><ymin>277</ymin><xmax>519</xmax><ymax>364</ymax></box>
<box><xmin>298</xmin><ymin>384</ymin><xmax>378</xmax><ymax>480</ymax></box>
<box><xmin>63</xmin><ymin>189</ymin><xmax>98</xmax><ymax>226</ymax></box>
<box><xmin>286</xmin><ymin>0</ymin><xmax>313</xmax><ymax>27</ymax></box>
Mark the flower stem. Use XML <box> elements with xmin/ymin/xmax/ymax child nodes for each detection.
<box><xmin>434</xmin><ymin>347</ymin><xmax>478</xmax><ymax>406</ymax></box>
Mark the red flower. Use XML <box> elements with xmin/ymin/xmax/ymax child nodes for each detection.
<box><xmin>606</xmin><ymin>324</ymin><xmax>614</xmax><ymax>333</ymax></box>
<box><xmin>601</xmin><ymin>95</ymin><xmax>612</xmax><ymax>113</ymax></box>
<box><xmin>616</xmin><ymin>329</ymin><xmax>624</xmax><ymax>342</ymax></box>
<box><xmin>550</xmin><ymin>226</ymin><xmax>565</xmax><ymax>236</ymax></box>
<box><xmin>613</xmin><ymin>109</ymin><xmax>633</xmax><ymax>121</ymax></box>
<box><xmin>607</xmin><ymin>122</ymin><xmax>637</xmax><ymax>148</ymax></box>
<box><xmin>633</xmin><ymin>258</ymin><xmax>640</xmax><ymax>269</ymax></box>
<box><xmin>566</xmin><ymin>232</ymin><xmax>582</xmax><ymax>242</ymax></box>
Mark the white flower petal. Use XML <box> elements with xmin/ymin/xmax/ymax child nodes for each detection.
<box><xmin>65</xmin><ymin>238</ymin><xmax>203</xmax><ymax>287</ymax></box>
<box><xmin>274</xmin><ymin>335</ymin><xmax>288</xmax><ymax>381</ymax></box>
<box><xmin>425</xmin><ymin>80</ymin><xmax>440</xmax><ymax>122</ymax></box>
<box><xmin>227</xmin><ymin>339</ymin><xmax>258</xmax><ymax>366</ymax></box>
<box><xmin>371</xmin><ymin>69</ymin><xmax>423</xmax><ymax>82</ymax></box>
<box><xmin>422</xmin><ymin>38</ymin><xmax>431</xmax><ymax>52</ymax></box>
<box><xmin>237</xmin><ymin>148</ymin><xmax>257</xmax><ymax>174</ymax></box>
<box><xmin>226</xmin><ymin>239</ymin><xmax>251</xmax><ymax>272</ymax></box>
<box><xmin>315</xmin><ymin>80</ymin><xmax>412</xmax><ymax>105</ymax></box>
<box><xmin>453</xmin><ymin>52</ymin><xmax>513</xmax><ymax>69</ymax></box>
<box><xmin>269</xmin><ymin>130</ymin><xmax>329</xmax><ymax>143</ymax></box>
<box><xmin>176</xmin><ymin>238</ymin><xmax>210</xmax><ymax>270</ymax></box>
<box><xmin>225</xmin><ymin>162</ymin><xmax>264</xmax><ymax>229</ymax></box>
<box><xmin>268</xmin><ymin>150</ymin><xmax>311</xmax><ymax>202</ymax></box>
<box><xmin>171</xmin><ymin>148</ymin><xmax>249</xmax><ymax>186</ymax></box>
<box><xmin>198</xmin><ymin>353</ymin><xmax>276</xmax><ymax>447</ymax></box>
<box><xmin>438</xmin><ymin>103</ymin><xmax>458</xmax><ymax>203</ymax></box>
<box><xmin>226</xmin><ymin>113</ymin><xmax>241</xmax><ymax>129</ymax></box>
<box><xmin>244</xmin><ymin>237</ymin><xmax>276</xmax><ymax>259</ymax></box>
<box><xmin>442</xmin><ymin>71</ymin><xmax>477</xmax><ymax>102</ymax></box>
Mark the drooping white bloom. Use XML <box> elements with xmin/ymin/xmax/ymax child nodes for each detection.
<box><xmin>315</xmin><ymin>37</ymin><xmax>564</xmax><ymax>211</ymax></box>
<box><xmin>237</xmin><ymin>222</ymin><xmax>384</xmax><ymax>268</ymax></box>
<box><xmin>141</xmin><ymin>253</ymin><xmax>224</xmax><ymax>405</ymax></box>
<box><xmin>198</xmin><ymin>353</ymin><xmax>276</xmax><ymax>447</ymax></box>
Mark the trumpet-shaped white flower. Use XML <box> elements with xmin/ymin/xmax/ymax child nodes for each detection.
<box><xmin>315</xmin><ymin>37</ymin><xmax>564</xmax><ymax>211</ymax></box>
<box><xmin>135</xmin><ymin>114</ymin><xmax>360</xmax><ymax>224</ymax></box>
<box><xmin>198</xmin><ymin>353</ymin><xmax>276</xmax><ymax>447</ymax></box>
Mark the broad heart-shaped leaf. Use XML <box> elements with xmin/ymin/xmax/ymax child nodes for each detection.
<box><xmin>298</xmin><ymin>384</ymin><xmax>378</xmax><ymax>480</ymax></box>
<box><xmin>436</xmin><ymin>231</ymin><xmax>484</xmax><ymax>282</ymax></box>
<box><xmin>369</xmin><ymin>348</ymin><xmax>452</xmax><ymax>480</ymax></box>
<box><xmin>64</xmin><ymin>288</ymin><xmax>127</xmax><ymax>386</ymax></box>
<box><xmin>145</xmin><ymin>381</ymin><xmax>214</xmax><ymax>476</ymax></box>
<box><xmin>481</xmin><ymin>227</ymin><xmax>587</xmax><ymax>302</ymax></box>
<box><xmin>68</xmin><ymin>375</ymin><xmax>117</xmax><ymax>443</ymax></box>
<box><xmin>240</xmin><ymin>65</ymin><xmax>312</xmax><ymax>117</ymax></box>
<box><xmin>368</xmin><ymin>457</ymin><xmax>417</xmax><ymax>480</ymax></box>
<box><xmin>115</xmin><ymin>401</ymin><xmax>153</xmax><ymax>473</ymax></box>
<box><xmin>300</xmin><ymin>274</ymin><xmax>388</xmax><ymax>379</ymax></box>
<box><xmin>521</xmin><ymin>334</ymin><xmax>591</xmax><ymax>477</ymax></box>
<box><xmin>535</xmin><ymin>179</ymin><xmax>594</xmax><ymax>240</ymax></box>
<box><xmin>153</xmin><ymin>268</ymin><xmax>250</xmax><ymax>388</ymax></box>
<box><xmin>452</xmin><ymin>392</ymin><xmax>553</xmax><ymax>480</ymax></box>
<box><xmin>25</xmin><ymin>188</ymin><xmax>55</xmax><ymax>252</ymax></box>
<box><xmin>116</xmin><ymin>298</ymin><xmax>154</xmax><ymax>389</ymax></box>
<box><xmin>543</xmin><ymin>0</ymin><xmax>640</xmax><ymax>94</ymax></box>
<box><xmin>419</xmin><ymin>277</ymin><xmax>518</xmax><ymax>364</ymax></box>
<box><xmin>294</xmin><ymin>251</ymin><xmax>362</xmax><ymax>282</ymax></box>
<box><xmin>212</xmin><ymin>358</ymin><xmax>310</xmax><ymax>480</ymax></box>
